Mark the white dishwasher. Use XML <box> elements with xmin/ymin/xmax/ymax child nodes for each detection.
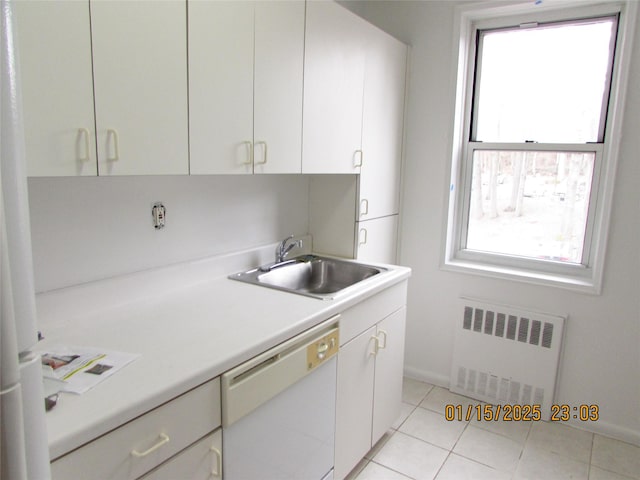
<box><xmin>221</xmin><ymin>316</ymin><xmax>339</xmax><ymax>480</ymax></box>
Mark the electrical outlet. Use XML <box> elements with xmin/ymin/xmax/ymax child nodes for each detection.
<box><xmin>152</xmin><ymin>202</ymin><xmax>166</xmax><ymax>229</ymax></box>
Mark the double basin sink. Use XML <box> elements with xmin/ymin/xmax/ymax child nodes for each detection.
<box><xmin>229</xmin><ymin>254</ymin><xmax>386</xmax><ymax>300</ymax></box>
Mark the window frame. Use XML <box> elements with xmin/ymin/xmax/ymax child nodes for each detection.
<box><xmin>444</xmin><ymin>1</ymin><xmax>638</xmax><ymax>294</ymax></box>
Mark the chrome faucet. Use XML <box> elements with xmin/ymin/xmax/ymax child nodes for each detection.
<box><xmin>275</xmin><ymin>235</ymin><xmax>302</xmax><ymax>263</ymax></box>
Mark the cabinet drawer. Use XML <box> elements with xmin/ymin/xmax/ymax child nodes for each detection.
<box><xmin>339</xmin><ymin>280</ymin><xmax>407</xmax><ymax>345</ymax></box>
<box><xmin>141</xmin><ymin>429</ymin><xmax>222</xmax><ymax>480</ymax></box>
<box><xmin>51</xmin><ymin>378</ymin><xmax>221</xmax><ymax>480</ymax></box>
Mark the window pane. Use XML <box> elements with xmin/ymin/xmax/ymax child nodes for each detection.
<box><xmin>466</xmin><ymin>150</ymin><xmax>594</xmax><ymax>264</ymax></box>
<box><xmin>474</xmin><ymin>17</ymin><xmax>616</xmax><ymax>143</ymax></box>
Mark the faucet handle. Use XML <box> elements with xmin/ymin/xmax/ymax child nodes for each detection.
<box><xmin>276</xmin><ymin>235</ymin><xmax>302</xmax><ymax>262</ymax></box>
<box><xmin>278</xmin><ymin>235</ymin><xmax>293</xmax><ymax>250</ymax></box>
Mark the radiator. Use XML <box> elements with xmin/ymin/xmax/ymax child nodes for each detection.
<box><xmin>450</xmin><ymin>298</ymin><xmax>565</xmax><ymax>420</ymax></box>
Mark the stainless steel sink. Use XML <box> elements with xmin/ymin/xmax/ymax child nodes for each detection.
<box><xmin>229</xmin><ymin>255</ymin><xmax>386</xmax><ymax>299</ymax></box>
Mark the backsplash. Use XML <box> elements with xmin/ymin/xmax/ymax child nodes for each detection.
<box><xmin>28</xmin><ymin>175</ymin><xmax>310</xmax><ymax>292</ymax></box>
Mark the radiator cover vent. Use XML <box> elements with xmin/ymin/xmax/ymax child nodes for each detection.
<box><xmin>450</xmin><ymin>298</ymin><xmax>565</xmax><ymax>420</ymax></box>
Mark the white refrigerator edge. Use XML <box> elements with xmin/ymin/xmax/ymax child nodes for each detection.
<box><xmin>1</xmin><ymin>0</ymin><xmax>51</xmax><ymax>478</ymax></box>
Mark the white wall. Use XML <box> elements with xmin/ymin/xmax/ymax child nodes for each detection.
<box><xmin>344</xmin><ymin>0</ymin><xmax>640</xmax><ymax>444</ymax></box>
<box><xmin>28</xmin><ymin>175</ymin><xmax>310</xmax><ymax>292</ymax></box>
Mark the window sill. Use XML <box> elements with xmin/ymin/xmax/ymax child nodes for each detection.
<box><xmin>442</xmin><ymin>257</ymin><xmax>600</xmax><ymax>295</ymax></box>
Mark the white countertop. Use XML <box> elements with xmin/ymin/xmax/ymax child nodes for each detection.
<box><xmin>36</xmin><ymin>244</ymin><xmax>411</xmax><ymax>460</ymax></box>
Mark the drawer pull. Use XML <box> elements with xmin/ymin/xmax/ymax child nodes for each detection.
<box><xmin>131</xmin><ymin>433</ymin><xmax>170</xmax><ymax>457</ymax></box>
<box><xmin>210</xmin><ymin>446</ymin><xmax>222</xmax><ymax>477</ymax></box>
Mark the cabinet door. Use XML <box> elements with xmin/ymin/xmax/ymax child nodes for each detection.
<box><xmin>356</xmin><ymin>215</ymin><xmax>399</xmax><ymax>264</ymax></box>
<box><xmin>372</xmin><ymin>307</ymin><xmax>407</xmax><ymax>444</ymax></box>
<box><xmin>189</xmin><ymin>1</ymin><xmax>254</xmax><ymax>175</ymax></box>
<box><xmin>91</xmin><ymin>0</ymin><xmax>188</xmax><ymax>175</ymax></box>
<box><xmin>302</xmin><ymin>1</ymin><xmax>367</xmax><ymax>174</ymax></box>
<box><xmin>253</xmin><ymin>1</ymin><xmax>304</xmax><ymax>174</ymax></box>
<box><xmin>334</xmin><ymin>325</ymin><xmax>376</xmax><ymax>480</ymax></box>
<box><xmin>15</xmin><ymin>0</ymin><xmax>96</xmax><ymax>177</ymax></box>
<box><xmin>141</xmin><ymin>429</ymin><xmax>222</xmax><ymax>480</ymax></box>
<box><xmin>359</xmin><ymin>27</ymin><xmax>407</xmax><ymax>219</ymax></box>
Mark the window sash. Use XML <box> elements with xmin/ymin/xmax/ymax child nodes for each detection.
<box><xmin>454</xmin><ymin>142</ymin><xmax>603</xmax><ymax>277</ymax></box>
<box><xmin>470</xmin><ymin>15</ymin><xmax>619</xmax><ymax>144</ymax></box>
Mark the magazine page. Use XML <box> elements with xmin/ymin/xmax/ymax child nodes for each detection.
<box><xmin>39</xmin><ymin>345</ymin><xmax>140</xmax><ymax>394</ymax></box>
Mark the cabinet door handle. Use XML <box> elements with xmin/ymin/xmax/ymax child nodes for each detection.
<box><xmin>353</xmin><ymin>149</ymin><xmax>363</xmax><ymax>168</ymax></box>
<box><xmin>255</xmin><ymin>141</ymin><xmax>267</xmax><ymax>165</ymax></box>
<box><xmin>377</xmin><ymin>330</ymin><xmax>388</xmax><ymax>350</ymax></box>
<box><xmin>358</xmin><ymin>228</ymin><xmax>368</xmax><ymax>246</ymax></box>
<box><xmin>210</xmin><ymin>446</ymin><xmax>222</xmax><ymax>477</ymax></box>
<box><xmin>131</xmin><ymin>433</ymin><xmax>170</xmax><ymax>457</ymax></box>
<box><xmin>360</xmin><ymin>198</ymin><xmax>369</xmax><ymax>217</ymax></box>
<box><xmin>370</xmin><ymin>335</ymin><xmax>380</xmax><ymax>356</ymax></box>
<box><xmin>76</xmin><ymin>128</ymin><xmax>91</xmax><ymax>162</ymax></box>
<box><xmin>241</xmin><ymin>141</ymin><xmax>253</xmax><ymax>165</ymax></box>
<box><xmin>106</xmin><ymin>129</ymin><xmax>119</xmax><ymax>161</ymax></box>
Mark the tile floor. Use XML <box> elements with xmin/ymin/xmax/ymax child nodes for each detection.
<box><xmin>346</xmin><ymin>378</ymin><xmax>640</xmax><ymax>480</ymax></box>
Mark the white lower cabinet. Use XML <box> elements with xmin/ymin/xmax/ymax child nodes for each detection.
<box><xmin>335</xmin><ymin>325</ymin><xmax>376</xmax><ymax>477</ymax></box>
<box><xmin>47</xmin><ymin>281</ymin><xmax>408</xmax><ymax>480</ymax></box>
<box><xmin>334</xmin><ymin>287</ymin><xmax>407</xmax><ymax>480</ymax></box>
<box><xmin>371</xmin><ymin>309</ymin><xmax>407</xmax><ymax>443</ymax></box>
<box><xmin>50</xmin><ymin>378</ymin><xmax>221</xmax><ymax>480</ymax></box>
<box><xmin>141</xmin><ymin>429</ymin><xmax>222</xmax><ymax>480</ymax></box>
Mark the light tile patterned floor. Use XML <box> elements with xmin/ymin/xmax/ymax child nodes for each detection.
<box><xmin>346</xmin><ymin>378</ymin><xmax>640</xmax><ymax>480</ymax></box>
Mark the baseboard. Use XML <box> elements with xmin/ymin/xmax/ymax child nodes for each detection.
<box><xmin>566</xmin><ymin>419</ymin><xmax>640</xmax><ymax>447</ymax></box>
<box><xmin>402</xmin><ymin>366</ymin><xmax>640</xmax><ymax>447</ymax></box>
<box><xmin>403</xmin><ymin>365</ymin><xmax>450</xmax><ymax>389</ymax></box>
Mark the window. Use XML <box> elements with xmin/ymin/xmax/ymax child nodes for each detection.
<box><xmin>445</xmin><ymin>2</ymin><xmax>637</xmax><ymax>293</ymax></box>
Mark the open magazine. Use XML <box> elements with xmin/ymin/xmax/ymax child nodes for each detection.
<box><xmin>39</xmin><ymin>345</ymin><xmax>140</xmax><ymax>394</ymax></box>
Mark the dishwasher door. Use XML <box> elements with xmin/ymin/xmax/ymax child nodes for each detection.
<box><xmin>222</xmin><ymin>318</ymin><xmax>339</xmax><ymax>480</ymax></box>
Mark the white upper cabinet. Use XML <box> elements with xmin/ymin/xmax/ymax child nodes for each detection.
<box><xmin>359</xmin><ymin>26</ymin><xmax>407</xmax><ymax>220</ymax></box>
<box><xmin>189</xmin><ymin>1</ymin><xmax>304</xmax><ymax>175</ymax></box>
<box><xmin>15</xmin><ymin>0</ymin><xmax>97</xmax><ymax>177</ymax></box>
<box><xmin>17</xmin><ymin>0</ymin><xmax>402</xmax><ymax>183</ymax></box>
<box><xmin>356</xmin><ymin>215</ymin><xmax>399</xmax><ymax>265</ymax></box>
<box><xmin>253</xmin><ymin>2</ymin><xmax>305</xmax><ymax>174</ymax></box>
<box><xmin>91</xmin><ymin>0</ymin><xmax>189</xmax><ymax>176</ymax></box>
<box><xmin>302</xmin><ymin>0</ymin><xmax>368</xmax><ymax>174</ymax></box>
<box><xmin>188</xmin><ymin>1</ymin><xmax>254</xmax><ymax>175</ymax></box>
<box><xmin>16</xmin><ymin>0</ymin><xmax>188</xmax><ymax>177</ymax></box>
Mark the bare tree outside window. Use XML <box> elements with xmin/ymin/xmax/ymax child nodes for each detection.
<box><xmin>467</xmin><ymin>150</ymin><xmax>594</xmax><ymax>263</ymax></box>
